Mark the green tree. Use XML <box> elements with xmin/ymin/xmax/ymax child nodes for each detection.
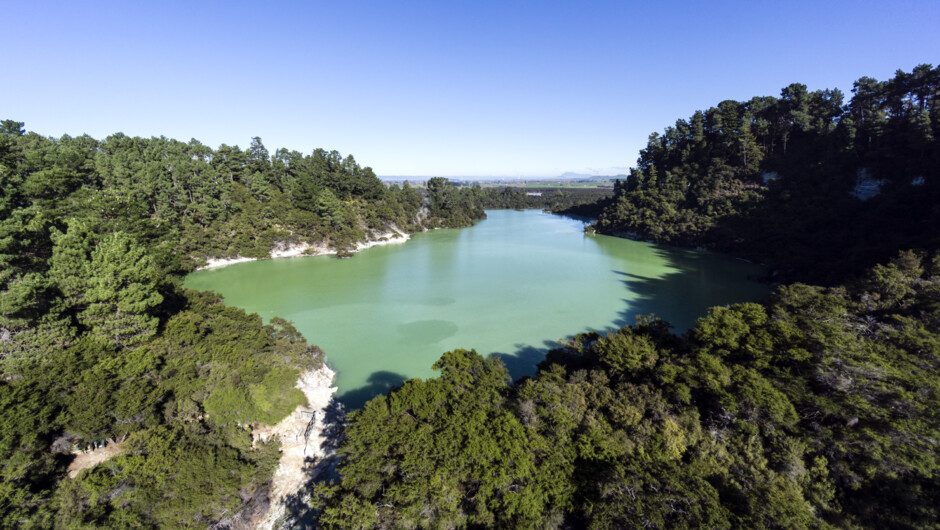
<box><xmin>79</xmin><ymin>232</ymin><xmax>163</xmax><ymax>347</ymax></box>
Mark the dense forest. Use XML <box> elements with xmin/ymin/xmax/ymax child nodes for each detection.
<box><xmin>0</xmin><ymin>125</ymin><xmax>490</xmax><ymax>272</ymax></box>
<box><xmin>473</xmin><ymin>185</ymin><xmax>611</xmax><ymax>213</ymax></box>
<box><xmin>0</xmin><ymin>125</ymin><xmax>486</xmax><ymax>526</ymax></box>
<box><xmin>2</xmin><ymin>64</ymin><xmax>938</xmax><ymax>529</ymax></box>
<box><xmin>591</xmin><ymin>65</ymin><xmax>940</xmax><ymax>284</ymax></box>
<box><xmin>315</xmin><ymin>66</ymin><xmax>939</xmax><ymax>529</ymax></box>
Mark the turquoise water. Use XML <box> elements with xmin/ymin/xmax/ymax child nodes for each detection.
<box><xmin>185</xmin><ymin>210</ymin><xmax>767</xmax><ymax>407</ymax></box>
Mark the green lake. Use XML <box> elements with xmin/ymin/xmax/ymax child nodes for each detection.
<box><xmin>184</xmin><ymin>209</ymin><xmax>768</xmax><ymax>408</ymax></box>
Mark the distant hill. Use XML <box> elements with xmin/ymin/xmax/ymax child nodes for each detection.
<box><xmin>557</xmin><ymin>172</ymin><xmax>626</xmax><ymax>180</ymax></box>
<box><xmin>557</xmin><ymin>169</ymin><xmax>630</xmax><ymax>179</ymax></box>
<box><xmin>379</xmin><ymin>173</ymin><xmax>628</xmax><ymax>182</ymax></box>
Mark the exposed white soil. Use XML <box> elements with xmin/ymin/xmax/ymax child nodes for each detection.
<box><xmin>354</xmin><ymin>230</ymin><xmax>410</xmax><ymax>251</ymax></box>
<box><xmin>199</xmin><ymin>256</ymin><xmax>258</xmax><ymax>270</ymax></box>
<box><xmin>197</xmin><ymin>228</ymin><xmax>410</xmax><ymax>271</ymax></box>
<box><xmin>66</xmin><ymin>366</ymin><xmax>339</xmax><ymax>528</ymax></box>
<box><xmin>269</xmin><ymin>242</ymin><xmax>312</xmax><ymax>258</ymax></box>
<box><xmin>254</xmin><ymin>364</ymin><xmax>338</xmax><ymax>530</ymax></box>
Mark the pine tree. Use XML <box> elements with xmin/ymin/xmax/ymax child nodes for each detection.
<box><xmin>79</xmin><ymin>232</ymin><xmax>163</xmax><ymax>347</ymax></box>
<box><xmin>49</xmin><ymin>219</ymin><xmax>95</xmax><ymax>308</ymax></box>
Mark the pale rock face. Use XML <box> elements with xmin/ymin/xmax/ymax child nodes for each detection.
<box><xmin>254</xmin><ymin>364</ymin><xmax>339</xmax><ymax>530</ymax></box>
<box><xmin>269</xmin><ymin>241</ymin><xmax>312</xmax><ymax>258</ymax></box>
<box><xmin>198</xmin><ymin>256</ymin><xmax>257</xmax><ymax>270</ymax></box>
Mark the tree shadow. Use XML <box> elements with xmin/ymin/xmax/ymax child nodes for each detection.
<box><xmin>335</xmin><ymin>370</ymin><xmax>409</xmax><ymax>410</ymax></box>
<box><xmin>551</xmin><ymin>212</ymin><xmax>595</xmax><ymax>223</ymax></box>
<box><xmin>693</xmin><ymin>160</ymin><xmax>937</xmax><ymax>285</ymax></box>
<box><xmin>318</xmin><ymin>397</ymin><xmax>347</xmax><ymax>454</ymax></box>
<box><xmin>486</xmin><ymin>243</ymin><xmax>769</xmax><ymax>381</ymax></box>
<box><xmin>490</xmin><ymin>340</ymin><xmax>561</xmax><ymax>381</ymax></box>
<box><xmin>606</xmin><ymin>244</ymin><xmax>770</xmax><ymax>333</ymax></box>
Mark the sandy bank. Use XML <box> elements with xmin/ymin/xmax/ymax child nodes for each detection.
<box><xmin>196</xmin><ymin>229</ymin><xmax>410</xmax><ymax>271</ymax></box>
<box><xmin>198</xmin><ymin>256</ymin><xmax>258</xmax><ymax>270</ymax></box>
<box><xmin>253</xmin><ymin>363</ymin><xmax>338</xmax><ymax>530</ymax></box>
<box><xmin>67</xmin><ymin>440</ymin><xmax>125</xmax><ymax>478</ymax></box>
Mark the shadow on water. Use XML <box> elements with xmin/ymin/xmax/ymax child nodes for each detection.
<box><xmin>335</xmin><ymin>370</ymin><xmax>409</xmax><ymax>410</ymax></box>
<box><xmin>612</xmin><ymin>267</ymin><xmax>686</xmax><ymax>330</ymax></box>
<box><xmin>289</xmin><ymin>242</ymin><xmax>769</xmax><ymax>526</ymax></box>
<box><xmin>552</xmin><ymin>212</ymin><xmax>595</xmax><ymax>224</ymax></box>
<box><xmin>608</xmin><ymin>244</ymin><xmax>769</xmax><ymax>333</ymax></box>
<box><xmin>334</xmin><ymin>243</ymin><xmax>768</xmax><ymax>412</ymax></box>
<box><xmin>486</xmin><ymin>243</ymin><xmax>768</xmax><ymax>384</ymax></box>
<box><xmin>490</xmin><ymin>340</ymin><xmax>561</xmax><ymax>381</ymax></box>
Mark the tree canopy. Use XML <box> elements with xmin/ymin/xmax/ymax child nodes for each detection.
<box><xmin>592</xmin><ymin>65</ymin><xmax>940</xmax><ymax>284</ymax></box>
<box><xmin>0</xmin><ymin>124</ymin><xmax>487</xmax><ymax>527</ymax></box>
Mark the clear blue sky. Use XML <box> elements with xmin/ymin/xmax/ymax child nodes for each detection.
<box><xmin>3</xmin><ymin>1</ymin><xmax>938</xmax><ymax>177</ymax></box>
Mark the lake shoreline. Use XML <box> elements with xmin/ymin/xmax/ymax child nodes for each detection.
<box><xmin>185</xmin><ymin>210</ymin><xmax>769</xmax><ymax>409</ymax></box>
<box><xmin>197</xmin><ymin>211</ymin><xmax>546</xmax><ymax>271</ymax></box>
<box><xmin>197</xmin><ymin>229</ymin><xmax>412</xmax><ymax>271</ymax></box>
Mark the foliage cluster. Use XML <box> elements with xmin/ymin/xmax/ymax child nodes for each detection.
<box><xmin>592</xmin><ymin>65</ymin><xmax>940</xmax><ymax>283</ymax></box>
<box><xmin>471</xmin><ymin>185</ymin><xmax>611</xmax><ymax>214</ymax></box>
<box><xmin>0</xmin><ymin>125</ymin><xmax>485</xmax><ymax>273</ymax></box>
<box><xmin>317</xmin><ymin>250</ymin><xmax>940</xmax><ymax>529</ymax></box>
<box><xmin>0</xmin><ymin>123</ymin><xmax>484</xmax><ymax>527</ymax></box>
<box><xmin>0</xmin><ymin>287</ymin><xmax>320</xmax><ymax>527</ymax></box>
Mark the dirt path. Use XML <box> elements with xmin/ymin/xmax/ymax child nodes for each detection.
<box><xmin>67</xmin><ymin>441</ymin><xmax>124</xmax><ymax>478</ymax></box>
